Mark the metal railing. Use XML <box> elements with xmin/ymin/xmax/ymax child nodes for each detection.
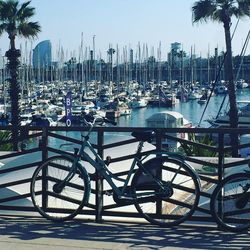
<box><xmin>0</xmin><ymin>125</ymin><xmax>249</xmax><ymax>224</ymax></box>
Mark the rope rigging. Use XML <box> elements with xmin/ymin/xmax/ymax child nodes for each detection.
<box><xmin>197</xmin><ymin>19</ymin><xmax>250</xmax><ymax>127</ymax></box>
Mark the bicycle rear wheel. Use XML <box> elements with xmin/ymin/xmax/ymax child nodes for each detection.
<box><xmin>30</xmin><ymin>155</ymin><xmax>90</xmax><ymax>221</ymax></box>
<box><xmin>132</xmin><ymin>156</ymin><xmax>200</xmax><ymax>227</ymax></box>
<box><xmin>210</xmin><ymin>172</ymin><xmax>250</xmax><ymax>232</ymax></box>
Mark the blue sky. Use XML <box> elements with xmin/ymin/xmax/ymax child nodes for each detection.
<box><xmin>1</xmin><ymin>0</ymin><xmax>250</xmax><ymax>60</ymax></box>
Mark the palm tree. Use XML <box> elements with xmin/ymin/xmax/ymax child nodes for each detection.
<box><xmin>0</xmin><ymin>0</ymin><xmax>41</xmax><ymax>150</ymax></box>
<box><xmin>192</xmin><ymin>0</ymin><xmax>250</xmax><ymax>156</ymax></box>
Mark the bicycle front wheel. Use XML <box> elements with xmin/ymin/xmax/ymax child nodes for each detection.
<box><xmin>210</xmin><ymin>172</ymin><xmax>250</xmax><ymax>232</ymax></box>
<box><xmin>31</xmin><ymin>155</ymin><xmax>90</xmax><ymax>221</ymax></box>
<box><xmin>132</xmin><ymin>156</ymin><xmax>200</xmax><ymax>227</ymax></box>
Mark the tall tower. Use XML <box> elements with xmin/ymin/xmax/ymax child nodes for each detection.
<box><xmin>32</xmin><ymin>40</ymin><xmax>52</xmax><ymax>68</ymax></box>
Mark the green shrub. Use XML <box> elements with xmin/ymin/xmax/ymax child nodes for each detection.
<box><xmin>180</xmin><ymin>133</ymin><xmax>216</xmax><ymax>157</ymax></box>
<box><xmin>0</xmin><ymin>130</ymin><xmax>12</xmax><ymax>151</ymax></box>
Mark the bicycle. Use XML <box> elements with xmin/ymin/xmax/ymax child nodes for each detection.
<box><xmin>30</xmin><ymin>116</ymin><xmax>201</xmax><ymax>227</ymax></box>
<box><xmin>210</xmin><ymin>163</ymin><xmax>250</xmax><ymax>232</ymax></box>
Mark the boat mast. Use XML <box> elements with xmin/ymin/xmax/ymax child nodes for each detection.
<box><xmin>190</xmin><ymin>45</ymin><xmax>193</xmax><ymax>86</ymax></box>
<box><xmin>207</xmin><ymin>45</ymin><xmax>210</xmax><ymax>86</ymax></box>
<box><xmin>93</xmin><ymin>35</ymin><xmax>96</xmax><ymax>83</ymax></box>
<box><xmin>157</xmin><ymin>41</ymin><xmax>162</xmax><ymax>87</ymax></box>
<box><xmin>199</xmin><ymin>52</ymin><xmax>202</xmax><ymax>84</ymax></box>
<box><xmin>168</xmin><ymin>47</ymin><xmax>172</xmax><ymax>89</ymax></box>
<box><xmin>157</xmin><ymin>42</ymin><xmax>162</xmax><ymax>107</ymax></box>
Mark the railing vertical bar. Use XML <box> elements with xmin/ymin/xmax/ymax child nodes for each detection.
<box><xmin>96</xmin><ymin>130</ymin><xmax>104</xmax><ymax>222</ymax></box>
<box><xmin>217</xmin><ymin>131</ymin><xmax>225</xmax><ymax>228</ymax></box>
<box><xmin>41</xmin><ymin>127</ymin><xmax>49</xmax><ymax>209</ymax></box>
<box><xmin>218</xmin><ymin>132</ymin><xmax>225</xmax><ymax>183</ymax></box>
<box><xmin>155</xmin><ymin>128</ymin><xmax>162</xmax><ymax>152</ymax></box>
<box><xmin>41</xmin><ymin>127</ymin><xmax>48</xmax><ymax>161</ymax></box>
<box><xmin>155</xmin><ymin>129</ymin><xmax>163</xmax><ymax>215</ymax></box>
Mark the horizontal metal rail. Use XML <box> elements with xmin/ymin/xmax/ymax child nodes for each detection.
<box><xmin>0</xmin><ymin>125</ymin><xmax>249</xmax><ymax>225</ymax></box>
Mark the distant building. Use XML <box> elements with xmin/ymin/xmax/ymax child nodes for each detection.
<box><xmin>0</xmin><ymin>49</ymin><xmax>3</xmax><ymax>69</ymax></box>
<box><xmin>171</xmin><ymin>42</ymin><xmax>181</xmax><ymax>55</ymax></box>
<box><xmin>32</xmin><ymin>40</ymin><xmax>52</xmax><ymax>68</ymax></box>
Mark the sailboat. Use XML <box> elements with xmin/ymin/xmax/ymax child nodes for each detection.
<box><xmin>148</xmin><ymin>87</ymin><xmax>178</xmax><ymax>107</ymax></box>
<box><xmin>208</xmin><ymin>30</ymin><xmax>250</xmax><ymax>128</ymax></box>
<box><xmin>197</xmin><ymin>90</ymin><xmax>208</xmax><ymax>104</ymax></box>
<box><xmin>128</xmin><ymin>96</ymin><xmax>148</xmax><ymax>109</ymax></box>
<box><xmin>208</xmin><ymin>101</ymin><xmax>250</xmax><ymax>128</ymax></box>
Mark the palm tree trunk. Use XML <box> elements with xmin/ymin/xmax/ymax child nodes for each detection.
<box><xmin>224</xmin><ymin>21</ymin><xmax>239</xmax><ymax>156</ymax></box>
<box><xmin>5</xmin><ymin>47</ymin><xmax>21</xmax><ymax>151</ymax></box>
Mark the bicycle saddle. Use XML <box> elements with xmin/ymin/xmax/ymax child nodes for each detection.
<box><xmin>131</xmin><ymin>131</ymin><xmax>155</xmax><ymax>142</ymax></box>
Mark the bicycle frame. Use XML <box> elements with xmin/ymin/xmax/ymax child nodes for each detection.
<box><xmin>60</xmin><ymin>118</ymin><xmax>192</xmax><ymax>200</ymax></box>
<box><xmin>74</xmin><ymin>135</ymin><xmax>153</xmax><ymax>198</ymax></box>
<box><xmin>31</xmin><ymin>117</ymin><xmax>201</xmax><ymax>225</ymax></box>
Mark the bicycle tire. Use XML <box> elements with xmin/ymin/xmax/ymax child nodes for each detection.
<box><xmin>210</xmin><ymin>172</ymin><xmax>250</xmax><ymax>232</ymax></box>
<box><xmin>131</xmin><ymin>156</ymin><xmax>200</xmax><ymax>227</ymax></box>
<box><xmin>30</xmin><ymin>155</ymin><xmax>90</xmax><ymax>222</ymax></box>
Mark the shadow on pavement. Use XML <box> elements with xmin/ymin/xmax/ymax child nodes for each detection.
<box><xmin>0</xmin><ymin>215</ymin><xmax>249</xmax><ymax>249</ymax></box>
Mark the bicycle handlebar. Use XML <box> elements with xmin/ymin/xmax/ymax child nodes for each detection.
<box><xmin>83</xmin><ymin>115</ymin><xmax>117</xmax><ymax>128</ymax></box>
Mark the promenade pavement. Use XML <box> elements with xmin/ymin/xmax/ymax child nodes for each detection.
<box><xmin>0</xmin><ymin>215</ymin><xmax>249</xmax><ymax>250</ymax></box>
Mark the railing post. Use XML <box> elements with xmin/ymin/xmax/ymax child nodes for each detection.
<box><xmin>217</xmin><ymin>131</ymin><xmax>225</xmax><ymax>227</ymax></box>
<box><xmin>41</xmin><ymin>127</ymin><xmax>48</xmax><ymax>162</ymax></box>
<box><xmin>41</xmin><ymin>127</ymin><xmax>48</xmax><ymax>209</ymax></box>
<box><xmin>155</xmin><ymin>128</ymin><xmax>163</xmax><ymax>215</ymax></box>
<box><xmin>155</xmin><ymin>128</ymin><xmax>163</xmax><ymax>152</ymax></box>
<box><xmin>96</xmin><ymin>130</ymin><xmax>104</xmax><ymax>223</ymax></box>
<box><xmin>218</xmin><ymin>132</ymin><xmax>225</xmax><ymax>183</ymax></box>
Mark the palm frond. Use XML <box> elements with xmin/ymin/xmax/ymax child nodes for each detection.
<box><xmin>0</xmin><ymin>0</ymin><xmax>41</xmax><ymax>39</ymax></box>
<box><xmin>212</xmin><ymin>8</ymin><xmax>226</xmax><ymax>22</ymax></box>
<box><xmin>193</xmin><ymin>0</ymin><xmax>250</xmax><ymax>23</ymax></box>
<box><xmin>192</xmin><ymin>0</ymin><xmax>217</xmax><ymax>23</ymax></box>
<box><xmin>18</xmin><ymin>21</ymin><xmax>41</xmax><ymax>37</ymax></box>
<box><xmin>6</xmin><ymin>0</ymin><xmax>18</xmax><ymax>19</ymax></box>
<box><xmin>0</xmin><ymin>23</ymin><xmax>7</xmax><ymax>34</ymax></box>
<box><xmin>17</xmin><ymin>2</ymin><xmax>35</xmax><ymax>22</ymax></box>
<box><xmin>17</xmin><ymin>0</ymin><xmax>31</xmax><ymax>14</ymax></box>
<box><xmin>237</xmin><ymin>0</ymin><xmax>250</xmax><ymax>17</ymax></box>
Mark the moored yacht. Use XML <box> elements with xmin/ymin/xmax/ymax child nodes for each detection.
<box><xmin>208</xmin><ymin>101</ymin><xmax>250</xmax><ymax>128</ymax></box>
<box><xmin>118</xmin><ymin>102</ymin><xmax>132</xmax><ymax>116</ymax></box>
<box><xmin>188</xmin><ymin>88</ymin><xmax>202</xmax><ymax>100</ymax></box>
<box><xmin>128</xmin><ymin>97</ymin><xmax>148</xmax><ymax>109</ymax></box>
<box><xmin>146</xmin><ymin>111</ymin><xmax>192</xmax><ymax>151</ymax></box>
<box><xmin>214</xmin><ymin>85</ymin><xmax>228</xmax><ymax>94</ymax></box>
<box><xmin>236</xmin><ymin>79</ymin><xmax>249</xmax><ymax>89</ymax></box>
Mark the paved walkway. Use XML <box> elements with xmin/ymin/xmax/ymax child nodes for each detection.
<box><xmin>0</xmin><ymin>215</ymin><xmax>249</xmax><ymax>250</ymax></box>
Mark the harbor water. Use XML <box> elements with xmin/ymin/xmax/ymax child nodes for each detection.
<box><xmin>42</xmin><ymin>88</ymin><xmax>250</xmax><ymax>150</ymax></box>
<box><xmin>116</xmin><ymin>88</ymin><xmax>250</xmax><ymax>128</ymax></box>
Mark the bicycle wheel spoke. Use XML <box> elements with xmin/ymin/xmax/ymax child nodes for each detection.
<box><xmin>31</xmin><ymin>156</ymin><xmax>90</xmax><ymax>221</ymax></box>
<box><xmin>211</xmin><ymin>173</ymin><xmax>250</xmax><ymax>232</ymax></box>
<box><xmin>132</xmin><ymin>157</ymin><xmax>200</xmax><ymax>227</ymax></box>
